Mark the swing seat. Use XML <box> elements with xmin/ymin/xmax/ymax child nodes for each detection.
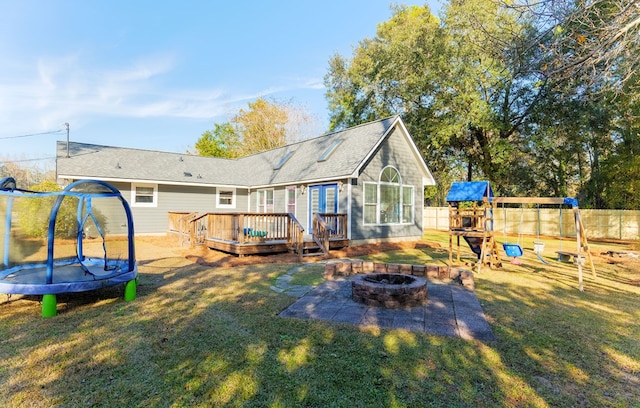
<box><xmin>503</xmin><ymin>243</ymin><xmax>523</xmax><ymax>257</ymax></box>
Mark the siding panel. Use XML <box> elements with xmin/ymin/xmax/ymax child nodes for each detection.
<box><xmin>351</xmin><ymin>127</ymin><xmax>424</xmax><ymax>241</ymax></box>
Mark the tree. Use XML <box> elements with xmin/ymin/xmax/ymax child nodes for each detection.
<box><xmin>324</xmin><ymin>1</ymin><xmax>639</xmax><ymax>207</ymax></box>
<box><xmin>193</xmin><ymin>122</ymin><xmax>240</xmax><ymax>158</ymax></box>
<box><xmin>512</xmin><ymin>0</ymin><xmax>640</xmax><ymax>96</ymax></box>
<box><xmin>16</xmin><ymin>181</ymin><xmax>81</xmax><ymax>239</ymax></box>
<box><xmin>195</xmin><ymin>98</ymin><xmax>317</xmax><ymax>158</ymax></box>
<box><xmin>232</xmin><ymin>98</ymin><xmax>288</xmax><ymax>155</ymax></box>
<box><xmin>325</xmin><ymin>2</ymin><xmax>548</xmax><ymax>194</ymax></box>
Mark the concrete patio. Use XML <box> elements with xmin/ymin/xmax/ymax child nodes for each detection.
<box><xmin>278</xmin><ymin>276</ymin><xmax>496</xmax><ymax>342</ymax></box>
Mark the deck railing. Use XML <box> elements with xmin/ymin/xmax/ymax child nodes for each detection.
<box><xmin>168</xmin><ymin>211</ymin><xmax>207</xmax><ymax>247</ymax></box>
<box><xmin>312</xmin><ymin>214</ymin><xmax>330</xmax><ymax>255</ymax></box>
<box><xmin>310</xmin><ymin>213</ymin><xmax>347</xmax><ymax>255</ymax></box>
<box><xmin>288</xmin><ymin>214</ymin><xmax>305</xmax><ymax>259</ymax></box>
<box><xmin>316</xmin><ymin>213</ymin><xmax>347</xmax><ymax>239</ymax></box>
<box><xmin>169</xmin><ymin>212</ymin><xmax>345</xmax><ymax>258</ymax></box>
<box><xmin>169</xmin><ymin>212</ymin><xmax>305</xmax><ymax>253</ymax></box>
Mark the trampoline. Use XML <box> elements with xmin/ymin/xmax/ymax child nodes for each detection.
<box><xmin>0</xmin><ymin>177</ymin><xmax>137</xmax><ymax>317</ymax></box>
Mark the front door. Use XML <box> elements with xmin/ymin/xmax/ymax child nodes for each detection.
<box><xmin>308</xmin><ymin>184</ymin><xmax>338</xmax><ymax>233</ymax></box>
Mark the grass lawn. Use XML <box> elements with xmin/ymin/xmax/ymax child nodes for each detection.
<box><xmin>1</xmin><ymin>231</ymin><xmax>639</xmax><ymax>407</ymax></box>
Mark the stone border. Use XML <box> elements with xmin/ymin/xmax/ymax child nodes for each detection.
<box><xmin>324</xmin><ymin>261</ymin><xmax>475</xmax><ymax>290</ymax></box>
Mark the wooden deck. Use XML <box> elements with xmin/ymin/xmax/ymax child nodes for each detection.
<box><xmin>168</xmin><ymin>212</ymin><xmax>348</xmax><ymax>259</ymax></box>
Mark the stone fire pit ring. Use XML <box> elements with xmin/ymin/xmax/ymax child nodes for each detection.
<box><xmin>351</xmin><ymin>273</ymin><xmax>428</xmax><ymax>308</ymax></box>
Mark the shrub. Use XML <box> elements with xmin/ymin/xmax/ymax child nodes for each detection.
<box><xmin>17</xmin><ymin>181</ymin><xmax>106</xmax><ymax>239</ymax></box>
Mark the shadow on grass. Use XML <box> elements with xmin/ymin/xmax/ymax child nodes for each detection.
<box><xmin>1</xmin><ymin>243</ymin><xmax>639</xmax><ymax>407</ymax></box>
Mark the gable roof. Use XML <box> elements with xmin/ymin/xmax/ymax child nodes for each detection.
<box><xmin>56</xmin><ymin>116</ymin><xmax>435</xmax><ymax>188</ymax></box>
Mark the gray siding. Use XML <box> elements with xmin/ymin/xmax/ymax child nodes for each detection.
<box><xmin>350</xmin><ymin>127</ymin><xmax>424</xmax><ymax>241</ymax></box>
<box><xmin>111</xmin><ymin>182</ymin><xmax>249</xmax><ymax>234</ymax></box>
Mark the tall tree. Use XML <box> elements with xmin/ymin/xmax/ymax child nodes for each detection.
<box><xmin>514</xmin><ymin>0</ymin><xmax>640</xmax><ymax>96</ymax></box>
<box><xmin>194</xmin><ymin>98</ymin><xmax>316</xmax><ymax>158</ymax></box>
<box><xmin>325</xmin><ymin>2</ymin><xmax>548</xmax><ymax>195</ymax></box>
<box><xmin>232</xmin><ymin>98</ymin><xmax>288</xmax><ymax>155</ymax></box>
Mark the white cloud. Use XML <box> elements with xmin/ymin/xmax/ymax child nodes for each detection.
<box><xmin>0</xmin><ymin>52</ymin><xmax>240</xmax><ymax>128</ymax></box>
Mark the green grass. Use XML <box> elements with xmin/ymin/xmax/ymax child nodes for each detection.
<box><xmin>287</xmin><ymin>264</ymin><xmax>326</xmax><ymax>287</ymax></box>
<box><xmin>1</xmin><ymin>232</ymin><xmax>639</xmax><ymax>407</ymax></box>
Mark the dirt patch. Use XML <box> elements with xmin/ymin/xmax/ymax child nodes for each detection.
<box><xmin>135</xmin><ymin>236</ymin><xmax>443</xmax><ymax>268</ymax></box>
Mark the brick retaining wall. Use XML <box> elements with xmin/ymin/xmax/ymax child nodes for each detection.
<box><xmin>324</xmin><ymin>261</ymin><xmax>475</xmax><ymax>290</ymax></box>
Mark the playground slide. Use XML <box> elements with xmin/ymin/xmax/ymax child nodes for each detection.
<box><xmin>462</xmin><ymin>236</ymin><xmax>483</xmax><ymax>259</ymax></box>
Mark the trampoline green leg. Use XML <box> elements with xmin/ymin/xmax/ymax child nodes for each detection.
<box><xmin>42</xmin><ymin>294</ymin><xmax>57</xmax><ymax>317</ymax></box>
<box><xmin>124</xmin><ymin>279</ymin><xmax>137</xmax><ymax>301</ymax></box>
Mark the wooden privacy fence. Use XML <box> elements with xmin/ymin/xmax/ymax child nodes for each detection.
<box><xmin>424</xmin><ymin>207</ymin><xmax>640</xmax><ymax>241</ymax></box>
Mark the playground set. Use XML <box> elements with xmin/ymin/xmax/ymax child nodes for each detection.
<box><xmin>0</xmin><ymin>177</ymin><xmax>138</xmax><ymax>316</ymax></box>
<box><xmin>446</xmin><ymin>181</ymin><xmax>596</xmax><ymax>290</ymax></box>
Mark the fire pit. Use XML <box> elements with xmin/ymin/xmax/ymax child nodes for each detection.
<box><xmin>351</xmin><ymin>273</ymin><xmax>427</xmax><ymax>308</ymax></box>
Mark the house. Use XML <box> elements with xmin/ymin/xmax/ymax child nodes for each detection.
<box><xmin>56</xmin><ymin>116</ymin><xmax>435</xmax><ymax>253</ymax></box>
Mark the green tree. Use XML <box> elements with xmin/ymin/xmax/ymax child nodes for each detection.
<box><xmin>324</xmin><ymin>1</ymin><xmax>639</xmax><ymax>207</ymax></box>
<box><xmin>17</xmin><ymin>181</ymin><xmax>77</xmax><ymax>239</ymax></box>
<box><xmin>194</xmin><ymin>122</ymin><xmax>240</xmax><ymax>158</ymax></box>
<box><xmin>325</xmin><ymin>2</ymin><xmax>548</xmax><ymax>194</ymax></box>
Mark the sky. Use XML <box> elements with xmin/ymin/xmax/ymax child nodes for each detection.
<box><xmin>0</xmin><ymin>0</ymin><xmax>441</xmax><ymax>168</ymax></box>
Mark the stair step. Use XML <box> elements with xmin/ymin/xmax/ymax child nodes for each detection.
<box><xmin>302</xmin><ymin>252</ymin><xmax>324</xmax><ymax>257</ymax></box>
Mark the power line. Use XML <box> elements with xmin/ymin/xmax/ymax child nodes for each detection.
<box><xmin>0</xmin><ymin>156</ymin><xmax>56</xmax><ymax>164</ymax></box>
<box><xmin>0</xmin><ymin>129</ymin><xmax>63</xmax><ymax>140</ymax></box>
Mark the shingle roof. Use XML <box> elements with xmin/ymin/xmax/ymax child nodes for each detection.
<box><xmin>56</xmin><ymin>116</ymin><xmax>429</xmax><ymax>187</ymax></box>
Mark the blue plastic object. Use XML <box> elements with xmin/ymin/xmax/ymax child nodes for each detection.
<box><xmin>446</xmin><ymin>181</ymin><xmax>494</xmax><ymax>203</ymax></box>
<box><xmin>503</xmin><ymin>243</ymin><xmax>523</xmax><ymax>257</ymax></box>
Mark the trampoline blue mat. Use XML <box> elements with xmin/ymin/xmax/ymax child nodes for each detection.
<box><xmin>0</xmin><ymin>259</ymin><xmax>137</xmax><ymax>295</ymax></box>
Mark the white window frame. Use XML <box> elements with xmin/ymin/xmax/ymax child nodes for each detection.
<box><xmin>216</xmin><ymin>188</ymin><xmax>236</xmax><ymax>209</ymax></box>
<box><xmin>362</xmin><ymin>166</ymin><xmax>414</xmax><ymax>225</ymax></box>
<box><xmin>257</xmin><ymin>188</ymin><xmax>275</xmax><ymax>213</ymax></box>
<box><xmin>363</xmin><ymin>182</ymin><xmax>378</xmax><ymax>224</ymax></box>
<box><xmin>285</xmin><ymin>186</ymin><xmax>297</xmax><ymax>215</ymax></box>
<box><xmin>131</xmin><ymin>183</ymin><xmax>158</xmax><ymax>208</ymax></box>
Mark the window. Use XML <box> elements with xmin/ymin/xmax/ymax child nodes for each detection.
<box><xmin>364</xmin><ymin>183</ymin><xmax>378</xmax><ymax>224</ymax></box>
<box><xmin>402</xmin><ymin>186</ymin><xmax>414</xmax><ymax>223</ymax></box>
<box><xmin>131</xmin><ymin>183</ymin><xmax>157</xmax><ymax>207</ymax></box>
<box><xmin>217</xmin><ymin>188</ymin><xmax>235</xmax><ymax>209</ymax></box>
<box><xmin>286</xmin><ymin>186</ymin><xmax>296</xmax><ymax>214</ymax></box>
<box><xmin>363</xmin><ymin>166</ymin><xmax>414</xmax><ymax>225</ymax></box>
<box><xmin>216</xmin><ymin>188</ymin><xmax>236</xmax><ymax>208</ymax></box>
<box><xmin>257</xmin><ymin>189</ymin><xmax>274</xmax><ymax>213</ymax></box>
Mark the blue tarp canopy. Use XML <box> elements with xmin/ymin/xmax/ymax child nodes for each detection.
<box><xmin>446</xmin><ymin>181</ymin><xmax>494</xmax><ymax>203</ymax></box>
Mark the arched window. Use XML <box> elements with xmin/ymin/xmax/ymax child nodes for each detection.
<box><xmin>364</xmin><ymin>166</ymin><xmax>414</xmax><ymax>225</ymax></box>
<box><xmin>380</xmin><ymin>167</ymin><xmax>400</xmax><ymax>183</ymax></box>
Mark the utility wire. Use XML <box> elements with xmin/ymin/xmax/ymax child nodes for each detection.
<box><xmin>1</xmin><ymin>156</ymin><xmax>56</xmax><ymax>163</ymax></box>
<box><xmin>0</xmin><ymin>129</ymin><xmax>63</xmax><ymax>140</ymax></box>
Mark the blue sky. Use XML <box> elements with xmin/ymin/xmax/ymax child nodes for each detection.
<box><xmin>0</xmin><ymin>1</ymin><xmax>441</xmax><ymax>167</ymax></box>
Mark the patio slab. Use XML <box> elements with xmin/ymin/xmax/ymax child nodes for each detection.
<box><xmin>279</xmin><ymin>278</ymin><xmax>495</xmax><ymax>342</ymax></box>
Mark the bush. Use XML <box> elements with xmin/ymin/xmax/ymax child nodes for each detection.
<box><xmin>17</xmin><ymin>181</ymin><xmax>106</xmax><ymax>239</ymax></box>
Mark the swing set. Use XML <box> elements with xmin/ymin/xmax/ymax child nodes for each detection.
<box><xmin>446</xmin><ymin>181</ymin><xmax>596</xmax><ymax>291</ymax></box>
<box><xmin>493</xmin><ymin>196</ymin><xmax>596</xmax><ymax>290</ymax></box>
